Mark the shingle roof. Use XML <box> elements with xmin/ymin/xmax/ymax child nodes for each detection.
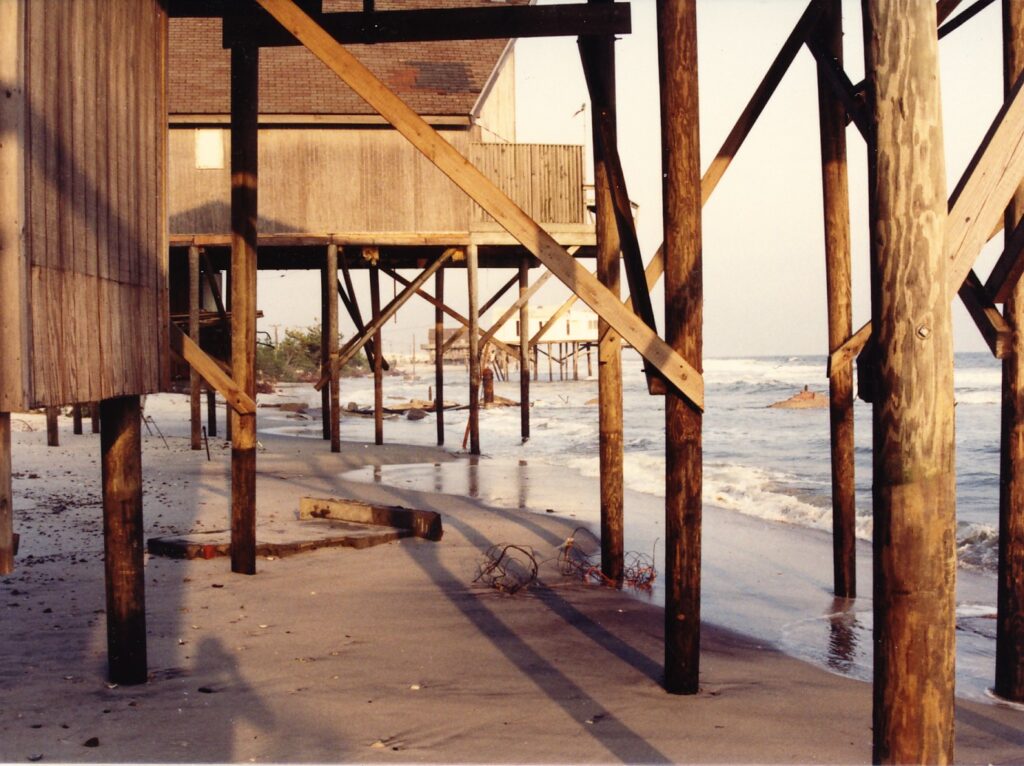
<box><xmin>168</xmin><ymin>0</ymin><xmax>527</xmax><ymax>116</ymax></box>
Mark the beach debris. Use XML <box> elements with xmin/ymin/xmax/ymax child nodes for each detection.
<box><xmin>82</xmin><ymin>738</ymin><xmax>99</xmax><ymax>748</ymax></box>
<box><xmin>406</xmin><ymin>408</ymin><xmax>427</xmax><ymax>421</ymax></box>
<box><xmin>27</xmin><ymin>754</ymin><xmax>43</xmax><ymax>761</ymax></box>
<box><xmin>474</xmin><ymin>544</ymin><xmax>539</xmax><ymax>594</ymax></box>
<box><xmin>558</xmin><ymin>527</ymin><xmax>657</xmax><ymax>590</ymax></box>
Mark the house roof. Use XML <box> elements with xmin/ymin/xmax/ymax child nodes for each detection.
<box><xmin>168</xmin><ymin>0</ymin><xmax>527</xmax><ymax>116</ymax></box>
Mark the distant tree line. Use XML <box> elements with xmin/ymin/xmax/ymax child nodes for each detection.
<box><xmin>256</xmin><ymin>324</ymin><xmax>368</xmax><ymax>383</ymax></box>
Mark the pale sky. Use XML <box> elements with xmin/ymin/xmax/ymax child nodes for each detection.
<box><xmin>257</xmin><ymin>0</ymin><xmax>1006</xmax><ymax>359</ymax></box>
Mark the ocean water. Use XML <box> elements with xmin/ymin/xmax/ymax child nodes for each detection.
<box><xmin>265</xmin><ymin>351</ymin><xmax>1004</xmax><ymax>575</ymax></box>
<box><xmin>260</xmin><ymin>351</ymin><xmax>1016</xmax><ymax>703</ymax></box>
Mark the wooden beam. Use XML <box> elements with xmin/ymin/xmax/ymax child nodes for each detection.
<box><xmin>189</xmin><ymin>245</ymin><xmax>203</xmax><ymax>451</ymax></box>
<box><xmin>199</xmin><ymin>250</ymin><xmax>228</xmax><ymax>323</ymax></box>
<box><xmin>985</xmin><ymin>212</ymin><xmax>1024</xmax><ymax>301</ymax></box>
<box><xmin>938</xmin><ymin>0</ymin><xmax>997</xmax><ymax>38</ymax></box>
<box><xmin>959</xmin><ymin>270</ymin><xmax>1012</xmax><ymax>357</ymax></box>
<box><xmin>478</xmin><ymin>270</ymin><xmax>554</xmax><ymax>348</ymax></box>
<box><xmin>370</xmin><ymin>263</ymin><xmax>383</xmax><ymax>446</ymax></box>
<box><xmin>339</xmin><ymin>254</ymin><xmax>386</xmax><ymax>371</ymax></box>
<box><xmin>864</xmin><ymin>3</ymin><xmax>956</xmax><ymax>760</ymax></box>
<box><xmin>101</xmin><ymin>395</ymin><xmax>147</xmax><ymax>685</ymax></box>
<box><xmin>830</xmin><ymin>72</ymin><xmax>1024</xmax><ymax>372</ymax></box>
<box><xmin>467</xmin><ymin>245</ymin><xmax>481</xmax><ymax>456</ymax></box>
<box><xmin>660</xmin><ymin>0</ymin><xmax>703</xmax><ymax>697</ymax></box>
<box><xmin>170</xmin><ymin>325</ymin><xmax>257</xmax><ymax>415</ymax></box>
<box><xmin>996</xmin><ymin>0</ymin><xmax>1024</xmax><ymax>705</ymax></box>
<box><xmin>326</xmin><ymin>244</ymin><xmax>341</xmax><ymax>452</ymax></box>
<box><xmin>804</xmin><ymin>32</ymin><xmax>870</xmax><ymax>138</ymax></box>
<box><xmin>435</xmin><ymin>268</ymin><xmax>445</xmax><ymax>447</ymax></box>
<box><xmin>230</xmin><ymin>43</ymin><xmax>259</xmax><ymax>576</ymax></box>
<box><xmin>317</xmin><ymin>249</ymin><xmax>456</xmax><ymax>387</ymax></box>
<box><xmin>586</xmin><ymin>3</ymin><xmax>625</xmax><ymax>587</ymax></box>
<box><xmin>222</xmin><ymin>3</ymin><xmax>631</xmax><ymax>46</ymax></box>
<box><xmin>254</xmin><ymin>0</ymin><xmax>703</xmax><ymax>411</ymax></box>
<box><xmin>519</xmin><ymin>257</ymin><xmax>530</xmax><ymax>443</ymax></box>
<box><xmin>815</xmin><ymin>0</ymin><xmax>857</xmax><ymax>600</ymax></box>
<box><xmin>0</xmin><ymin>413</ymin><xmax>12</xmax><ymax>574</ymax></box>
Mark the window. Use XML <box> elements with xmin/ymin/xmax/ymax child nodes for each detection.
<box><xmin>195</xmin><ymin>128</ymin><xmax>224</xmax><ymax>169</ymax></box>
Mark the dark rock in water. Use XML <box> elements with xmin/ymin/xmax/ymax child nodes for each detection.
<box><xmin>406</xmin><ymin>409</ymin><xmax>427</xmax><ymax>421</ymax></box>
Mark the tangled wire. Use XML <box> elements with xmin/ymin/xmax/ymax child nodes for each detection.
<box><xmin>473</xmin><ymin>543</ymin><xmax>539</xmax><ymax>594</ymax></box>
<box><xmin>557</xmin><ymin>527</ymin><xmax>658</xmax><ymax>590</ymax></box>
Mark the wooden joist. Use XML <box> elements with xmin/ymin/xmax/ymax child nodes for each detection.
<box><xmin>829</xmin><ymin>72</ymin><xmax>1024</xmax><ymax>373</ymax></box>
<box><xmin>221</xmin><ymin>3</ymin><xmax>631</xmax><ymax>46</ymax></box>
<box><xmin>169</xmin><ymin>324</ymin><xmax>256</xmax><ymax>415</ymax></box>
<box><xmin>255</xmin><ymin>0</ymin><xmax>703</xmax><ymax>410</ymax></box>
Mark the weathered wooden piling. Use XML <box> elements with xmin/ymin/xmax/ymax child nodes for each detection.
<box><xmin>435</xmin><ymin>268</ymin><xmax>445</xmax><ymax>446</ymax></box>
<box><xmin>321</xmin><ymin>259</ymin><xmax>332</xmax><ymax>442</ymax></box>
<box><xmin>997</xmin><ymin>0</ymin><xmax>1024</xmax><ymax>704</ymax></box>
<box><xmin>100</xmin><ymin>396</ymin><xmax>147</xmax><ymax>685</ymax></box>
<box><xmin>326</xmin><ymin>244</ymin><xmax>341</xmax><ymax>452</ymax></box>
<box><xmin>91</xmin><ymin>403</ymin><xmax>100</xmax><ymax>434</ymax></box>
<box><xmin>189</xmin><ymin>244</ymin><xmax>202</xmax><ymax>451</ymax></box>
<box><xmin>207</xmin><ymin>388</ymin><xmax>217</xmax><ymax>437</ymax></box>
<box><xmin>229</xmin><ymin>43</ymin><xmax>259</xmax><ymax>576</ymax></box>
<box><xmin>583</xmin><ymin>6</ymin><xmax>625</xmax><ymax>585</ymax></box>
<box><xmin>659</xmin><ymin>0</ymin><xmax>702</xmax><ymax>695</ymax></box>
<box><xmin>468</xmin><ymin>244</ymin><xmax>481</xmax><ymax>455</ymax></box>
<box><xmin>72</xmin><ymin>405</ymin><xmax>83</xmax><ymax>435</ymax></box>
<box><xmin>371</xmin><ymin>265</ymin><xmax>384</xmax><ymax>446</ymax></box>
<box><xmin>0</xmin><ymin>413</ymin><xmax>12</xmax><ymax>575</ymax></box>
<box><xmin>45</xmin><ymin>407</ymin><xmax>58</xmax><ymax>447</ymax></box>
<box><xmin>814</xmin><ymin>0</ymin><xmax>856</xmax><ymax>598</ymax></box>
<box><xmin>864</xmin><ymin>2</ymin><xmax>956</xmax><ymax>760</ymax></box>
<box><xmin>519</xmin><ymin>257</ymin><xmax>530</xmax><ymax>442</ymax></box>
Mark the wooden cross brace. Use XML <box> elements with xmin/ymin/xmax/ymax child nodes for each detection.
<box><xmin>169</xmin><ymin>324</ymin><xmax>256</xmax><ymax>415</ymax></box>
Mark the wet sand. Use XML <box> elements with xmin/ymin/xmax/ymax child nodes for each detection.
<box><xmin>1</xmin><ymin>395</ymin><xmax>1022</xmax><ymax>763</ymax></box>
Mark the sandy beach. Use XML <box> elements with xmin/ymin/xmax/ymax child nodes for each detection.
<box><xmin>1</xmin><ymin>394</ymin><xmax>1023</xmax><ymax>764</ymax></box>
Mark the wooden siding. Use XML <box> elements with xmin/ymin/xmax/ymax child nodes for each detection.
<box><xmin>0</xmin><ymin>0</ymin><xmax>168</xmax><ymax>409</ymax></box>
<box><xmin>170</xmin><ymin>129</ymin><xmax>586</xmax><ymax>234</ymax></box>
<box><xmin>473</xmin><ymin>45</ymin><xmax>516</xmax><ymax>143</ymax></box>
<box><xmin>469</xmin><ymin>143</ymin><xmax>585</xmax><ymax>225</ymax></box>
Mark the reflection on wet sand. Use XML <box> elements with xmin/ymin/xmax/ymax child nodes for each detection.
<box><xmin>826</xmin><ymin>597</ymin><xmax>860</xmax><ymax>674</ymax></box>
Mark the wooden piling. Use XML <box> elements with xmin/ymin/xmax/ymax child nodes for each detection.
<box><xmin>206</xmin><ymin>387</ymin><xmax>217</xmax><ymax>437</ymax></box>
<box><xmin>326</xmin><ymin>244</ymin><xmax>341</xmax><ymax>452</ymax></box>
<box><xmin>864</xmin><ymin>3</ymin><xmax>956</xmax><ymax>760</ymax></box>
<box><xmin>189</xmin><ymin>245</ymin><xmax>202</xmax><ymax>451</ymax></box>
<box><xmin>100</xmin><ymin>395</ymin><xmax>147</xmax><ymax>685</ymax></box>
<box><xmin>583</xmin><ymin>10</ymin><xmax>626</xmax><ymax>585</ymax></box>
<box><xmin>519</xmin><ymin>257</ymin><xmax>530</xmax><ymax>442</ymax></box>
<box><xmin>572</xmin><ymin>342</ymin><xmax>579</xmax><ymax>380</ymax></box>
<box><xmin>0</xmin><ymin>413</ymin><xmax>12</xmax><ymax>575</ymax></box>
<box><xmin>370</xmin><ymin>265</ymin><xmax>384</xmax><ymax>446</ymax></box>
<box><xmin>45</xmin><ymin>407</ymin><xmax>58</xmax><ymax>447</ymax></box>
<box><xmin>533</xmin><ymin>343</ymin><xmax>539</xmax><ymax>381</ymax></box>
<box><xmin>547</xmin><ymin>343</ymin><xmax>553</xmax><ymax>381</ymax></box>
<box><xmin>321</xmin><ymin>258</ymin><xmax>332</xmax><ymax>442</ymax></box>
<box><xmin>91</xmin><ymin>403</ymin><xmax>100</xmax><ymax>434</ymax></box>
<box><xmin>435</xmin><ymin>268</ymin><xmax>445</xmax><ymax>446</ymax></box>
<box><xmin>467</xmin><ymin>245</ymin><xmax>481</xmax><ymax>455</ymax></box>
<box><xmin>229</xmin><ymin>43</ymin><xmax>259</xmax><ymax>576</ymax></box>
<box><xmin>997</xmin><ymin>0</ymin><xmax>1024</xmax><ymax>704</ymax></box>
<box><xmin>659</xmin><ymin>0</ymin><xmax>703</xmax><ymax>695</ymax></box>
<box><xmin>814</xmin><ymin>0</ymin><xmax>856</xmax><ymax>598</ymax></box>
<box><xmin>72</xmin><ymin>405</ymin><xmax>83</xmax><ymax>435</ymax></box>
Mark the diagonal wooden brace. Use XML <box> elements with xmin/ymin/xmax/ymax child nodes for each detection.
<box><xmin>829</xmin><ymin>71</ymin><xmax>1024</xmax><ymax>374</ymax></box>
<box><xmin>255</xmin><ymin>0</ymin><xmax>703</xmax><ymax>410</ymax></box>
<box><xmin>985</xmin><ymin>213</ymin><xmax>1024</xmax><ymax>303</ymax></box>
<box><xmin>959</xmin><ymin>270</ymin><xmax>1011</xmax><ymax>358</ymax></box>
<box><xmin>169</xmin><ymin>324</ymin><xmax>256</xmax><ymax>415</ymax></box>
<box><xmin>315</xmin><ymin>249</ymin><xmax>456</xmax><ymax>389</ymax></box>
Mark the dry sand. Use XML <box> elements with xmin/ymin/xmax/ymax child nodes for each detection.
<box><xmin>1</xmin><ymin>395</ymin><xmax>1022</xmax><ymax>764</ymax></box>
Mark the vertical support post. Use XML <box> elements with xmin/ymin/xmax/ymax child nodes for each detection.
<box><xmin>229</xmin><ymin>43</ymin><xmax>258</xmax><ymax>576</ymax></box>
<box><xmin>997</xmin><ymin>0</ymin><xmax>1024</xmax><ymax>704</ymax></box>
<box><xmin>189</xmin><ymin>245</ymin><xmax>202</xmax><ymax>451</ymax></box>
<box><xmin>0</xmin><ymin>413</ymin><xmax>13</xmax><ymax>575</ymax></box>
<box><xmin>467</xmin><ymin>245</ymin><xmax>481</xmax><ymax>455</ymax></box>
<box><xmin>320</xmin><ymin>260</ymin><xmax>331</xmax><ymax>441</ymax></box>
<box><xmin>45</xmin><ymin>407</ymin><xmax>58</xmax><ymax>447</ymax></box>
<box><xmin>326</xmin><ymin>244</ymin><xmax>341</xmax><ymax>453</ymax></box>
<box><xmin>572</xmin><ymin>343</ymin><xmax>579</xmax><ymax>380</ymax></box>
<box><xmin>370</xmin><ymin>265</ymin><xmax>384</xmax><ymax>446</ymax></box>
<box><xmin>435</xmin><ymin>267</ymin><xmax>445</xmax><ymax>446</ymax></box>
<box><xmin>547</xmin><ymin>343</ymin><xmax>553</xmax><ymax>381</ymax></box>
<box><xmin>815</xmin><ymin>0</ymin><xmax>856</xmax><ymax>598</ymax></box>
<box><xmin>519</xmin><ymin>257</ymin><xmax>530</xmax><ymax>442</ymax></box>
<box><xmin>864</xmin><ymin>3</ymin><xmax>955</xmax><ymax>761</ymax></box>
<box><xmin>206</xmin><ymin>388</ymin><xmax>217</xmax><ymax>437</ymax></box>
<box><xmin>659</xmin><ymin>0</ymin><xmax>703</xmax><ymax>695</ymax></box>
<box><xmin>587</xmin><ymin>346</ymin><xmax>593</xmax><ymax>378</ymax></box>
<box><xmin>100</xmin><ymin>395</ymin><xmax>147</xmax><ymax>685</ymax></box>
<box><xmin>91</xmin><ymin>403</ymin><xmax>100</xmax><ymax>434</ymax></box>
<box><xmin>583</xmin><ymin>10</ymin><xmax>625</xmax><ymax>585</ymax></box>
<box><xmin>72</xmin><ymin>405</ymin><xmax>83</xmax><ymax>435</ymax></box>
